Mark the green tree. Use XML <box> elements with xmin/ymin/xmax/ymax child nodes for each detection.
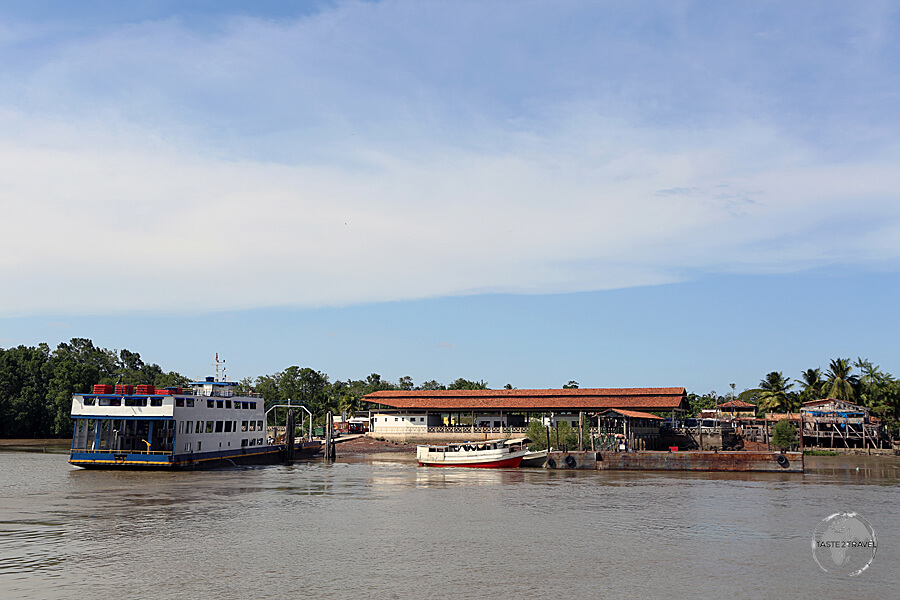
<box><xmin>825</xmin><ymin>358</ymin><xmax>858</xmax><ymax>402</ymax></box>
<box><xmin>756</xmin><ymin>372</ymin><xmax>797</xmax><ymax>413</ymax></box>
<box><xmin>447</xmin><ymin>378</ymin><xmax>488</xmax><ymax>390</ymax></box>
<box><xmin>771</xmin><ymin>419</ymin><xmax>797</xmax><ymax>451</ymax></box>
<box><xmin>799</xmin><ymin>368</ymin><xmax>825</xmax><ymax>403</ymax></box>
<box><xmin>563</xmin><ymin>380</ymin><xmax>579</xmax><ymax>389</ymax></box>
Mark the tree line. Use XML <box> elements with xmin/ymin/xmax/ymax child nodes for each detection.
<box><xmin>687</xmin><ymin>357</ymin><xmax>900</xmax><ymax>436</ymax></box>
<box><xmin>2</xmin><ymin>339</ymin><xmax>898</xmax><ymax>439</ymax></box>
<box><xmin>0</xmin><ymin>338</ymin><xmax>490</xmax><ymax>439</ymax></box>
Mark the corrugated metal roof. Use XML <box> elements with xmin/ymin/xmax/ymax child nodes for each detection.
<box><xmin>364</xmin><ymin>387</ymin><xmax>686</xmax><ymax>411</ymax></box>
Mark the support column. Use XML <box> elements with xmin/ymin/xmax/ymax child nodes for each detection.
<box><xmin>147</xmin><ymin>421</ymin><xmax>154</xmax><ymax>452</ymax></box>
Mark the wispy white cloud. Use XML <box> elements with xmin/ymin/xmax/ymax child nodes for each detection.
<box><xmin>0</xmin><ymin>1</ymin><xmax>898</xmax><ymax>316</ymax></box>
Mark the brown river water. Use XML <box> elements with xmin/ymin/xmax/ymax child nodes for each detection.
<box><xmin>1</xmin><ymin>446</ymin><xmax>898</xmax><ymax>599</ymax></box>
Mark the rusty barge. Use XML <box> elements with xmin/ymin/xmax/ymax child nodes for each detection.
<box><xmin>544</xmin><ymin>450</ymin><xmax>804</xmax><ymax>473</ymax></box>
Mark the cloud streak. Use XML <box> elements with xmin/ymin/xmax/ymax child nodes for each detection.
<box><xmin>0</xmin><ymin>1</ymin><xmax>898</xmax><ymax>316</ymax></box>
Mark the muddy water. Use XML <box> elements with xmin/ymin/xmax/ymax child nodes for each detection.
<box><xmin>1</xmin><ymin>449</ymin><xmax>898</xmax><ymax>599</ymax></box>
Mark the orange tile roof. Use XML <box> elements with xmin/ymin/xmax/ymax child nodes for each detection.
<box><xmin>716</xmin><ymin>399</ymin><xmax>757</xmax><ymax>409</ymax></box>
<box><xmin>364</xmin><ymin>387</ymin><xmax>687</xmax><ymax>411</ymax></box>
<box><xmin>599</xmin><ymin>408</ymin><xmax>664</xmax><ymax>420</ymax></box>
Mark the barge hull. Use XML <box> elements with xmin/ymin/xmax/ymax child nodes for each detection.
<box><xmin>546</xmin><ymin>450</ymin><xmax>803</xmax><ymax>473</ymax></box>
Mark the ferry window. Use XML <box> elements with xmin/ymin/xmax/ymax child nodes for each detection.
<box><xmin>197</xmin><ymin>441</ymin><xmax>202</xmax><ymax>451</ymax></box>
<box><xmin>215</xmin><ymin>421</ymin><xmax>224</xmax><ymax>433</ymax></box>
<box><xmin>394</xmin><ymin>417</ymin><xmax>398</xmax><ymax>421</ymax></box>
<box><xmin>249</xmin><ymin>421</ymin><xmax>256</xmax><ymax>431</ymax></box>
<box><xmin>196</xmin><ymin>420</ymin><xmax>202</xmax><ymax>433</ymax></box>
<box><xmin>176</xmin><ymin>399</ymin><xmax>185</xmax><ymax>407</ymax></box>
<box><xmin>249</xmin><ymin>438</ymin><xmax>256</xmax><ymax>446</ymax></box>
<box><xmin>178</xmin><ymin>421</ymin><xmax>184</xmax><ymax>434</ymax></box>
<box><xmin>207</xmin><ymin>400</ymin><xmax>214</xmax><ymax>408</ymax></box>
<box><xmin>241</xmin><ymin>421</ymin><xmax>248</xmax><ymax>432</ymax></box>
<box><xmin>83</xmin><ymin>397</ymin><xmax>95</xmax><ymax>406</ymax></box>
<box><xmin>186</xmin><ymin>421</ymin><xmax>193</xmax><ymax>434</ymax></box>
<box><xmin>242</xmin><ymin>439</ymin><xmax>248</xmax><ymax>447</ymax></box>
<box><xmin>217</xmin><ymin>400</ymin><xmax>224</xmax><ymax>409</ymax></box>
<box><xmin>234</xmin><ymin>402</ymin><xmax>241</xmax><ymax>409</ymax></box>
<box><xmin>151</xmin><ymin>398</ymin><xmax>162</xmax><ymax>407</ymax></box>
<box><xmin>258</xmin><ymin>438</ymin><xmax>263</xmax><ymax>446</ymax></box>
<box><xmin>225</xmin><ymin>400</ymin><xmax>232</xmax><ymax>409</ymax></box>
<box><xmin>257</xmin><ymin>420</ymin><xmax>263</xmax><ymax>430</ymax></box>
<box><xmin>250</xmin><ymin>402</ymin><xmax>256</xmax><ymax>410</ymax></box>
<box><xmin>205</xmin><ymin>421</ymin><xmax>213</xmax><ymax>434</ymax></box>
<box><xmin>186</xmin><ymin>399</ymin><xmax>194</xmax><ymax>408</ymax></box>
<box><xmin>224</xmin><ymin>421</ymin><xmax>232</xmax><ymax>433</ymax></box>
<box><xmin>185</xmin><ymin>442</ymin><xmax>191</xmax><ymax>452</ymax></box>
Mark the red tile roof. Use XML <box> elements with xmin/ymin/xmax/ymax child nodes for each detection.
<box><xmin>716</xmin><ymin>399</ymin><xmax>757</xmax><ymax>409</ymax></box>
<box><xmin>599</xmin><ymin>408</ymin><xmax>664</xmax><ymax>420</ymax></box>
<box><xmin>364</xmin><ymin>387</ymin><xmax>687</xmax><ymax>411</ymax></box>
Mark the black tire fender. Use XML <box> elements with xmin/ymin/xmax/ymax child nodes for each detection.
<box><xmin>776</xmin><ymin>454</ymin><xmax>789</xmax><ymax>468</ymax></box>
<box><xmin>547</xmin><ymin>457</ymin><xmax>557</xmax><ymax>469</ymax></box>
<box><xmin>565</xmin><ymin>454</ymin><xmax>577</xmax><ymax>468</ymax></box>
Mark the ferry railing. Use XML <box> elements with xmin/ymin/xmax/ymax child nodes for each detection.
<box><xmin>70</xmin><ymin>449</ymin><xmax>174</xmax><ymax>456</ymax></box>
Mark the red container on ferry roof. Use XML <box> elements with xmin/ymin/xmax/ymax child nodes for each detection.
<box><xmin>135</xmin><ymin>384</ymin><xmax>154</xmax><ymax>394</ymax></box>
<box><xmin>93</xmin><ymin>384</ymin><xmax>114</xmax><ymax>394</ymax></box>
<box><xmin>155</xmin><ymin>387</ymin><xmax>182</xmax><ymax>395</ymax></box>
<box><xmin>114</xmin><ymin>384</ymin><xmax>134</xmax><ymax>395</ymax></box>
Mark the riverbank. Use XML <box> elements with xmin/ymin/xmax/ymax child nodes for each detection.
<box><xmin>334</xmin><ymin>436</ymin><xmax>416</xmax><ymax>455</ymax></box>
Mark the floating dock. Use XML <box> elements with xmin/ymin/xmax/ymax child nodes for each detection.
<box><xmin>546</xmin><ymin>450</ymin><xmax>804</xmax><ymax>473</ymax></box>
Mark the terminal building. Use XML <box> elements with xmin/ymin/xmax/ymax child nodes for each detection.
<box><xmin>363</xmin><ymin>387</ymin><xmax>687</xmax><ymax>444</ymax></box>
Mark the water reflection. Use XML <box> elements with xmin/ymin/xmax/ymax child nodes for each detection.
<box><xmin>0</xmin><ymin>450</ymin><xmax>898</xmax><ymax>600</ymax></box>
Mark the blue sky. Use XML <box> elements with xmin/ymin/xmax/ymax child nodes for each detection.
<box><xmin>1</xmin><ymin>2</ymin><xmax>898</xmax><ymax>393</ymax></box>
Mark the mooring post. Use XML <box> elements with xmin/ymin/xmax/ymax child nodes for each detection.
<box><xmin>578</xmin><ymin>411</ymin><xmax>584</xmax><ymax>452</ymax></box>
<box><xmin>285</xmin><ymin>409</ymin><xmax>295</xmax><ymax>461</ymax></box>
<box><xmin>326</xmin><ymin>410</ymin><xmax>336</xmax><ymax>459</ymax></box>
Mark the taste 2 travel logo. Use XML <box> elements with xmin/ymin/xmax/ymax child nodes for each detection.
<box><xmin>811</xmin><ymin>511</ymin><xmax>877</xmax><ymax>576</ymax></box>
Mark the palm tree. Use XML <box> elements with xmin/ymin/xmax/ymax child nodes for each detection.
<box><xmin>825</xmin><ymin>358</ymin><xmax>859</xmax><ymax>402</ymax></box>
<box><xmin>799</xmin><ymin>368</ymin><xmax>824</xmax><ymax>402</ymax></box>
<box><xmin>756</xmin><ymin>371</ymin><xmax>796</xmax><ymax>413</ymax></box>
<box><xmin>338</xmin><ymin>394</ymin><xmax>360</xmax><ymax>419</ymax></box>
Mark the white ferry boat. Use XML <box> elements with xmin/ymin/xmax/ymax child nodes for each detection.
<box><xmin>416</xmin><ymin>439</ymin><xmax>528</xmax><ymax>468</ymax></box>
<box><xmin>69</xmin><ymin>374</ymin><xmax>321</xmax><ymax>469</ymax></box>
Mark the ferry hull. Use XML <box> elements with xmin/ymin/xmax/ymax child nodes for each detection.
<box><xmin>418</xmin><ymin>455</ymin><xmax>524</xmax><ymax>468</ymax></box>
<box><xmin>69</xmin><ymin>441</ymin><xmax>323</xmax><ymax>470</ymax></box>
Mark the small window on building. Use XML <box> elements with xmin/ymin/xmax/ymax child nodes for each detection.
<box><xmin>176</xmin><ymin>399</ymin><xmax>185</xmax><ymax>407</ymax></box>
<box><xmin>217</xmin><ymin>400</ymin><xmax>224</xmax><ymax>409</ymax></box>
<box><xmin>250</xmin><ymin>402</ymin><xmax>257</xmax><ymax>410</ymax></box>
<box><xmin>225</xmin><ymin>400</ymin><xmax>232</xmax><ymax>409</ymax></box>
<box><xmin>207</xmin><ymin>400</ymin><xmax>215</xmax><ymax>408</ymax></box>
<box><xmin>186</xmin><ymin>399</ymin><xmax>194</xmax><ymax>408</ymax></box>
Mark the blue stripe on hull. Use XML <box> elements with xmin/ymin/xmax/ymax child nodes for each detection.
<box><xmin>69</xmin><ymin>443</ymin><xmax>323</xmax><ymax>470</ymax></box>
